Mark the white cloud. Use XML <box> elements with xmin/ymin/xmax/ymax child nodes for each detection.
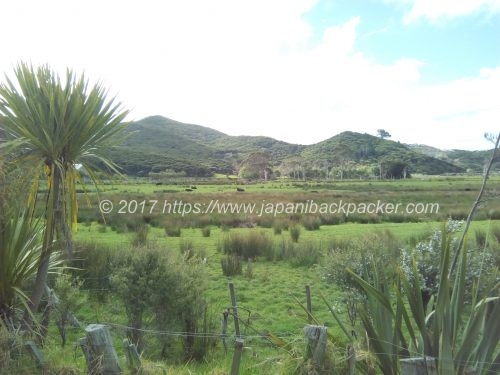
<box><xmin>404</xmin><ymin>0</ymin><xmax>500</xmax><ymax>23</ymax></box>
<box><xmin>0</xmin><ymin>0</ymin><xmax>497</xmax><ymax>150</ymax></box>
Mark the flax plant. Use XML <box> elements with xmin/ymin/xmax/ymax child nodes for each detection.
<box><xmin>350</xmin><ymin>229</ymin><xmax>500</xmax><ymax>374</ymax></box>
<box><xmin>0</xmin><ymin>211</ymin><xmax>63</xmax><ymax>328</ymax></box>
<box><xmin>348</xmin><ymin>134</ymin><xmax>500</xmax><ymax>374</ymax></box>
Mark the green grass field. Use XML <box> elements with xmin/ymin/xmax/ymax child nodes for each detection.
<box><xmin>13</xmin><ymin>176</ymin><xmax>500</xmax><ymax>374</ymax></box>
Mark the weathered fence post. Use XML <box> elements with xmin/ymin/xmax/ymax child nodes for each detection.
<box><xmin>24</xmin><ymin>341</ymin><xmax>45</xmax><ymax>369</ymax></box>
<box><xmin>221</xmin><ymin>309</ymin><xmax>229</xmax><ymax>355</ymax></box>
<box><xmin>400</xmin><ymin>357</ymin><xmax>437</xmax><ymax>375</ymax></box>
<box><xmin>347</xmin><ymin>344</ymin><xmax>356</xmax><ymax>375</ymax></box>
<box><xmin>123</xmin><ymin>338</ymin><xmax>141</xmax><ymax>371</ymax></box>
<box><xmin>80</xmin><ymin>324</ymin><xmax>121</xmax><ymax>374</ymax></box>
<box><xmin>229</xmin><ymin>282</ymin><xmax>244</xmax><ymax>375</ymax></box>
<box><xmin>304</xmin><ymin>325</ymin><xmax>328</xmax><ymax>370</ymax></box>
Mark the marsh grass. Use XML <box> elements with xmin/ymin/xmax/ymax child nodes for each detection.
<box><xmin>76</xmin><ymin>176</ymin><xmax>500</xmax><ymax>231</ymax></box>
<box><xmin>48</xmin><ymin>177</ymin><xmax>500</xmax><ymax>374</ymax></box>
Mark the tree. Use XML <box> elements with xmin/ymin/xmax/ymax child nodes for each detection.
<box><xmin>333</xmin><ymin>142</ymin><xmax>354</xmax><ymax>180</ymax></box>
<box><xmin>0</xmin><ymin>63</ymin><xmax>129</xmax><ymax>317</ymax></box>
<box><xmin>377</xmin><ymin>129</ymin><xmax>391</xmax><ymax>139</ymax></box>
<box><xmin>239</xmin><ymin>151</ymin><xmax>271</xmax><ymax>180</ymax></box>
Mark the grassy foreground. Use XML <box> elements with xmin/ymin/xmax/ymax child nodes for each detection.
<box><xmin>5</xmin><ymin>176</ymin><xmax>500</xmax><ymax>374</ymax></box>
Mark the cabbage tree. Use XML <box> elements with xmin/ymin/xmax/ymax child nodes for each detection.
<box><xmin>0</xmin><ymin>62</ymin><xmax>129</xmax><ymax>314</ymax></box>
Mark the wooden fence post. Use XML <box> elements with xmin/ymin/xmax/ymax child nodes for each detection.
<box><xmin>80</xmin><ymin>324</ymin><xmax>121</xmax><ymax>375</ymax></box>
<box><xmin>24</xmin><ymin>341</ymin><xmax>45</xmax><ymax>369</ymax></box>
<box><xmin>347</xmin><ymin>344</ymin><xmax>356</xmax><ymax>375</ymax></box>
<box><xmin>400</xmin><ymin>357</ymin><xmax>437</xmax><ymax>375</ymax></box>
<box><xmin>304</xmin><ymin>325</ymin><xmax>328</xmax><ymax>371</ymax></box>
<box><xmin>123</xmin><ymin>338</ymin><xmax>141</xmax><ymax>371</ymax></box>
<box><xmin>221</xmin><ymin>309</ymin><xmax>229</xmax><ymax>355</ymax></box>
<box><xmin>229</xmin><ymin>282</ymin><xmax>244</xmax><ymax>375</ymax></box>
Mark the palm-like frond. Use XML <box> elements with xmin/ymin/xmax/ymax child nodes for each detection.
<box><xmin>0</xmin><ymin>62</ymin><xmax>129</xmax><ymax>312</ymax></box>
<box><xmin>0</xmin><ymin>212</ymin><xmax>63</xmax><ymax>323</ymax></box>
<box><xmin>0</xmin><ymin>62</ymin><xmax>129</xmax><ymax>235</ymax></box>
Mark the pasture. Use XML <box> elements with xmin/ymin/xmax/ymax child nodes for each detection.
<box><xmin>12</xmin><ymin>176</ymin><xmax>500</xmax><ymax>374</ymax></box>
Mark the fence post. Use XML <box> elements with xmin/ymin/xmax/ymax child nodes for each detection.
<box><xmin>24</xmin><ymin>341</ymin><xmax>45</xmax><ymax>369</ymax></box>
<box><xmin>347</xmin><ymin>344</ymin><xmax>356</xmax><ymax>375</ymax></box>
<box><xmin>400</xmin><ymin>357</ymin><xmax>437</xmax><ymax>375</ymax></box>
<box><xmin>221</xmin><ymin>309</ymin><xmax>229</xmax><ymax>355</ymax></box>
<box><xmin>229</xmin><ymin>282</ymin><xmax>244</xmax><ymax>375</ymax></box>
<box><xmin>304</xmin><ymin>325</ymin><xmax>328</xmax><ymax>371</ymax></box>
<box><xmin>123</xmin><ymin>338</ymin><xmax>141</xmax><ymax>371</ymax></box>
<box><xmin>81</xmin><ymin>324</ymin><xmax>121</xmax><ymax>374</ymax></box>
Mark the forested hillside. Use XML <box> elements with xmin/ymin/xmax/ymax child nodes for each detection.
<box><xmin>109</xmin><ymin>116</ymin><xmax>490</xmax><ymax>178</ymax></box>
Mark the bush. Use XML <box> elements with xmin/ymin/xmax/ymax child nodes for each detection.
<box><xmin>290</xmin><ymin>225</ymin><xmax>301</xmax><ymax>242</ymax></box>
<box><xmin>221</xmin><ymin>231</ymin><xmax>273</xmax><ymax>259</ymax></box>
<box><xmin>492</xmin><ymin>225</ymin><xmax>500</xmax><ymax>243</ymax></box>
<box><xmin>256</xmin><ymin>215</ymin><xmax>274</xmax><ymax>228</ymax></box>
<box><xmin>52</xmin><ymin>273</ymin><xmax>86</xmax><ymax>347</ymax></box>
<box><xmin>244</xmin><ymin>259</ymin><xmax>254</xmax><ymax>279</ymax></box>
<box><xmin>273</xmin><ymin>223</ymin><xmax>283</xmax><ymax>235</ymax></box>
<box><xmin>475</xmin><ymin>228</ymin><xmax>487</xmax><ymax>248</ymax></box>
<box><xmin>165</xmin><ymin>226</ymin><xmax>181</xmax><ymax>237</ymax></box>
<box><xmin>131</xmin><ymin>223</ymin><xmax>149</xmax><ymax>246</ymax></box>
<box><xmin>70</xmin><ymin>241</ymin><xmax>114</xmax><ymax>302</ymax></box>
<box><xmin>0</xmin><ymin>329</ymin><xmax>46</xmax><ymax>374</ymax></box>
<box><xmin>201</xmin><ymin>226</ymin><xmax>211</xmax><ymax>237</ymax></box>
<box><xmin>302</xmin><ymin>216</ymin><xmax>321</xmax><ymax>231</ymax></box>
<box><xmin>323</xmin><ymin>231</ymin><xmax>401</xmax><ymax>294</ymax></box>
<box><xmin>221</xmin><ymin>254</ymin><xmax>242</xmax><ymax>276</ymax></box>
<box><xmin>287</xmin><ymin>241</ymin><xmax>323</xmax><ymax>267</ymax></box>
<box><xmin>400</xmin><ymin>218</ymin><xmax>497</xmax><ymax>303</ymax></box>
<box><xmin>111</xmin><ymin>246</ymin><xmax>209</xmax><ymax>361</ymax></box>
<box><xmin>180</xmin><ymin>239</ymin><xmax>194</xmax><ymax>257</ymax></box>
<box><xmin>180</xmin><ymin>239</ymin><xmax>206</xmax><ymax>260</ymax></box>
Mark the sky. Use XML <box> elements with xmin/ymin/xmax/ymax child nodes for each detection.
<box><xmin>1</xmin><ymin>0</ymin><xmax>499</xmax><ymax>150</ymax></box>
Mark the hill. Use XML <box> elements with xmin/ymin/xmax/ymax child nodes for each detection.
<box><xmin>110</xmin><ymin>116</ymin><xmax>478</xmax><ymax>178</ymax></box>
<box><xmin>409</xmin><ymin>144</ymin><xmax>490</xmax><ymax>173</ymax></box>
<box><xmin>110</xmin><ymin>116</ymin><xmax>303</xmax><ymax>177</ymax></box>
<box><xmin>300</xmin><ymin>132</ymin><xmax>464</xmax><ymax>177</ymax></box>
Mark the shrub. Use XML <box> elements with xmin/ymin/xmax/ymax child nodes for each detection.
<box><xmin>244</xmin><ymin>259</ymin><xmax>254</xmax><ymax>279</ymax></box>
<box><xmin>474</xmin><ymin>228</ymin><xmax>487</xmax><ymax>248</ymax></box>
<box><xmin>323</xmin><ymin>231</ymin><xmax>400</xmax><ymax>294</ymax></box>
<box><xmin>52</xmin><ymin>273</ymin><xmax>86</xmax><ymax>347</ymax></box>
<box><xmin>201</xmin><ymin>226</ymin><xmax>211</xmax><ymax>237</ymax></box>
<box><xmin>0</xmin><ymin>329</ymin><xmax>42</xmax><ymax>374</ymax></box>
<box><xmin>302</xmin><ymin>216</ymin><xmax>321</xmax><ymax>231</ymax></box>
<box><xmin>319</xmin><ymin>214</ymin><xmax>344</xmax><ymax>225</ymax></box>
<box><xmin>180</xmin><ymin>239</ymin><xmax>194</xmax><ymax>258</ymax></box>
<box><xmin>287</xmin><ymin>241</ymin><xmax>323</xmax><ymax>267</ymax></box>
<box><xmin>256</xmin><ymin>215</ymin><xmax>274</xmax><ymax>228</ymax></box>
<box><xmin>111</xmin><ymin>246</ymin><xmax>209</xmax><ymax>360</ymax></box>
<box><xmin>165</xmin><ymin>226</ymin><xmax>182</xmax><ymax>237</ymax></box>
<box><xmin>221</xmin><ymin>231</ymin><xmax>273</xmax><ymax>259</ymax></box>
<box><xmin>221</xmin><ymin>254</ymin><xmax>242</xmax><ymax>276</ymax></box>
<box><xmin>290</xmin><ymin>225</ymin><xmax>301</xmax><ymax>242</ymax></box>
<box><xmin>401</xmin><ymin>218</ymin><xmax>497</xmax><ymax>303</ymax></box>
<box><xmin>180</xmin><ymin>239</ymin><xmax>207</xmax><ymax>261</ymax></box>
<box><xmin>70</xmin><ymin>241</ymin><xmax>114</xmax><ymax>302</ymax></box>
<box><xmin>492</xmin><ymin>224</ymin><xmax>500</xmax><ymax>243</ymax></box>
<box><xmin>131</xmin><ymin>223</ymin><xmax>150</xmax><ymax>246</ymax></box>
<box><xmin>273</xmin><ymin>223</ymin><xmax>283</xmax><ymax>235</ymax></box>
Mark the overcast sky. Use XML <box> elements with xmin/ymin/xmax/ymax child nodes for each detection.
<box><xmin>2</xmin><ymin>0</ymin><xmax>499</xmax><ymax>150</ymax></box>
